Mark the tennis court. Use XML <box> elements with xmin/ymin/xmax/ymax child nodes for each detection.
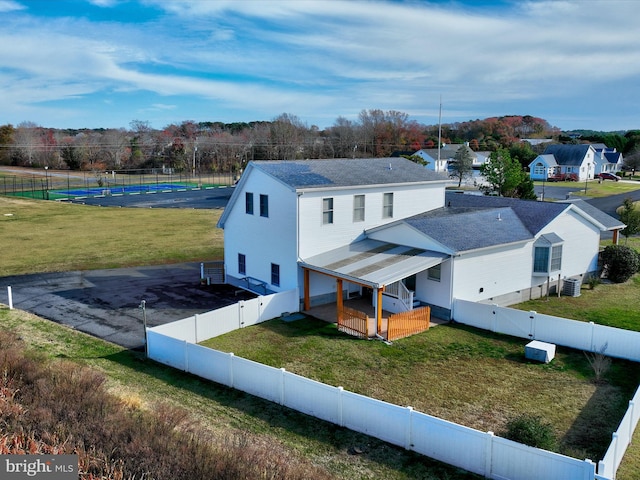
<box><xmin>57</xmin><ymin>183</ymin><xmax>192</xmax><ymax>197</ymax></box>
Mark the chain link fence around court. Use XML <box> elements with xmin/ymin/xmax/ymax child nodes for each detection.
<box><xmin>0</xmin><ymin>168</ymin><xmax>239</xmax><ymax>201</ymax></box>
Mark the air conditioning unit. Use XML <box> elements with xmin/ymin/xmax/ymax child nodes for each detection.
<box><xmin>563</xmin><ymin>278</ymin><xmax>581</xmax><ymax>297</ymax></box>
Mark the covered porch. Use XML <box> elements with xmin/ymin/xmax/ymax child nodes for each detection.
<box><xmin>299</xmin><ymin>239</ymin><xmax>449</xmax><ymax>340</ymax></box>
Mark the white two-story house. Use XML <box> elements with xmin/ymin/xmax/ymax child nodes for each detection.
<box><xmin>217</xmin><ymin>158</ymin><xmax>623</xmax><ymax>324</ymax></box>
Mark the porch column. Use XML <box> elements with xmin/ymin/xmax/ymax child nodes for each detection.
<box><xmin>303</xmin><ymin>268</ymin><xmax>310</xmax><ymax>311</ymax></box>
<box><xmin>336</xmin><ymin>278</ymin><xmax>343</xmax><ymax>323</ymax></box>
<box><xmin>613</xmin><ymin>229</ymin><xmax>619</xmax><ymax>245</ymax></box>
<box><xmin>376</xmin><ymin>287</ymin><xmax>383</xmax><ymax>335</ymax></box>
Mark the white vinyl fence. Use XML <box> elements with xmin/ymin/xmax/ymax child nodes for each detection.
<box><xmin>145</xmin><ymin>290</ymin><xmax>636</xmax><ymax>480</ymax></box>
<box><xmin>453</xmin><ymin>298</ymin><xmax>640</xmax><ymax>479</ymax></box>
<box><xmin>148</xmin><ymin>330</ymin><xmax>598</xmax><ymax>479</ymax></box>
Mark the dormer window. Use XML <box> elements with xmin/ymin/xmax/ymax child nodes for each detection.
<box><xmin>533</xmin><ymin>233</ymin><xmax>563</xmax><ymax>275</ymax></box>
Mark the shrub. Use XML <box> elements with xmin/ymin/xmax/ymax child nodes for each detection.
<box><xmin>503</xmin><ymin>414</ymin><xmax>556</xmax><ymax>450</ymax></box>
<box><xmin>587</xmin><ymin>275</ymin><xmax>601</xmax><ymax>290</ymax></box>
<box><xmin>601</xmin><ymin>244</ymin><xmax>640</xmax><ymax>283</ymax></box>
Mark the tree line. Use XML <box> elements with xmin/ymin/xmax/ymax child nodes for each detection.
<box><xmin>0</xmin><ymin>111</ymin><xmax>638</xmax><ymax>183</ymax></box>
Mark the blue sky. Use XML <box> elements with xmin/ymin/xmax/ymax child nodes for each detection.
<box><xmin>1</xmin><ymin>0</ymin><xmax>639</xmax><ymax>132</ymax></box>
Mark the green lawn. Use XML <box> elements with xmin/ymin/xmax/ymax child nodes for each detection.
<box><xmin>202</xmin><ymin>316</ymin><xmax>640</xmax><ymax>462</ymax></box>
<box><xmin>534</xmin><ymin>178</ymin><xmax>640</xmax><ymax>198</ymax></box>
<box><xmin>2</xmin><ymin>194</ymin><xmax>640</xmax><ymax>478</ymax></box>
<box><xmin>0</xmin><ymin>196</ymin><xmax>223</xmax><ymax>276</ymax></box>
<box><xmin>515</xmin><ymin>275</ymin><xmax>640</xmax><ymax>331</ymax></box>
<box><xmin>0</xmin><ymin>306</ymin><xmax>482</xmax><ymax>480</ymax></box>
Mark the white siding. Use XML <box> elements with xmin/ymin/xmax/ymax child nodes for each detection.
<box><xmin>451</xmin><ymin>243</ymin><xmax>532</xmax><ymax>303</ymax></box>
<box><xmin>298</xmin><ymin>183</ymin><xmax>445</xmax><ymax>258</ymax></box>
<box><xmin>416</xmin><ymin>258</ymin><xmax>452</xmax><ymax>309</ymax></box>
<box><xmin>223</xmin><ymin>173</ymin><xmax>298</xmax><ymax>291</ymax></box>
<box><xmin>539</xmin><ymin>208</ymin><xmax>600</xmax><ymax>275</ymax></box>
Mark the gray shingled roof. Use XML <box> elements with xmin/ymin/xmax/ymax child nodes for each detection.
<box><xmin>561</xmin><ymin>198</ymin><xmax>625</xmax><ymax>230</ymax></box>
<box><xmin>444</xmin><ymin>192</ymin><xmax>568</xmax><ymax>235</ymax></box>
<box><xmin>603</xmin><ymin>152</ymin><xmax>622</xmax><ymax>164</ymax></box>
<box><xmin>253</xmin><ymin>158</ymin><xmax>447</xmax><ymax>189</ymax></box>
<box><xmin>542</xmin><ymin>144</ymin><xmax>592</xmax><ymax>166</ymax></box>
<box><xmin>401</xmin><ymin>206</ymin><xmax>532</xmax><ymax>252</ymax></box>
<box><xmin>530</xmin><ymin>154</ymin><xmax>557</xmax><ymax>167</ymax></box>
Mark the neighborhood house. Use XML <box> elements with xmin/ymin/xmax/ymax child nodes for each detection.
<box><xmin>529</xmin><ymin>143</ymin><xmax>624</xmax><ymax>182</ymax></box>
<box><xmin>217</xmin><ymin>157</ymin><xmax>623</xmax><ymax>334</ymax></box>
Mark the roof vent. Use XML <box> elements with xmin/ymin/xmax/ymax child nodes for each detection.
<box><xmin>388</xmin><ymin>163</ymin><xmax>392</xmax><ymax>170</ymax></box>
<box><xmin>497</xmin><ymin>213</ymin><xmax>502</xmax><ymax>221</ymax></box>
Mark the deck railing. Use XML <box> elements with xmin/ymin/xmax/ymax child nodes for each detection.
<box><xmin>385</xmin><ymin>281</ymin><xmax>414</xmax><ymax>311</ymax></box>
<box><xmin>338</xmin><ymin>305</ymin><xmax>369</xmax><ymax>338</ymax></box>
<box><xmin>387</xmin><ymin>306</ymin><xmax>430</xmax><ymax>341</ymax></box>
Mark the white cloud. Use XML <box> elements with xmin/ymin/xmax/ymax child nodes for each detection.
<box><xmin>1</xmin><ymin>0</ymin><xmax>639</xmax><ymax>130</ymax></box>
<box><xmin>0</xmin><ymin>0</ymin><xmax>25</xmax><ymax>12</ymax></box>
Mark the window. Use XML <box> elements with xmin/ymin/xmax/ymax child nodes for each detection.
<box><xmin>238</xmin><ymin>253</ymin><xmax>246</xmax><ymax>275</ymax></box>
<box><xmin>533</xmin><ymin>234</ymin><xmax>563</xmax><ymax>275</ymax></box>
<box><xmin>322</xmin><ymin>197</ymin><xmax>334</xmax><ymax>224</ymax></box>
<box><xmin>427</xmin><ymin>264</ymin><xmax>441</xmax><ymax>282</ymax></box>
<box><xmin>271</xmin><ymin>263</ymin><xmax>280</xmax><ymax>287</ymax></box>
<box><xmin>533</xmin><ymin>247</ymin><xmax>549</xmax><ymax>273</ymax></box>
<box><xmin>353</xmin><ymin>195</ymin><xmax>365</xmax><ymax>222</ymax></box>
<box><xmin>383</xmin><ymin>192</ymin><xmax>393</xmax><ymax>218</ymax></box>
<box><xmin>550</xmin><ymin>245</ymin><xmax>563</xmax><ymax>271</ymax></box>
<box><xmin>245</xmin><ymin>192</ymin><xmax>253</xmax><ymax>215</ymax></box>
<box><xmin>259</xmin><ymin>194</ymin><xmax>269</xmax><ymax>217</ymax></box>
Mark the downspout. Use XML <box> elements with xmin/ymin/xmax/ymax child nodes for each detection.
<box><xmin>448</xmin><ymin>256</ymin><xmax>455</xmax><ymax>321</ymax></box>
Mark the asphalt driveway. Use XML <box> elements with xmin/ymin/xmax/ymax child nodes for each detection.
<box><xmin>1</xmin><ymin>263</ymin><xmax>255</xmax><ymax>350</ymax></box>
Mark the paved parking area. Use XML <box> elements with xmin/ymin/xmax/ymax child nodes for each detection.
<box><xmin>1</xmin><ymin>263</ymin><xmax>255</xmax><ymax>350</ymax></box>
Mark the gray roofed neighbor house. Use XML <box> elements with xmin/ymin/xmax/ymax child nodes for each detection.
<box><xmin>532</xmin><ymin>154</ymin><xmax>558</xmax><ymax>167</ymax></box>
<box><xmin>401</xmin><ymin>206</ymin><xmax>532</xmax><ymax>252</ymax></box>
<box><xmin>444</xmin><ymin>192</ymin><xmax>568</xmax><ymax>236</ymax></box>
<box><xmin>542</xmin><ymin>144</ymin><xmax>593</xmax><ymax>166</ymax></box>
<box><xmin>253</xmin><ymin>157</ymin><xmax>447</xmax><ymax>190</ymax></box>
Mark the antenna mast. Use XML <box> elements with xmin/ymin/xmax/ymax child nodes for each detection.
<box><xmin>437</xmin><ymin>96</ymin><xmax>442</xmax><ymax>165</ymax></box>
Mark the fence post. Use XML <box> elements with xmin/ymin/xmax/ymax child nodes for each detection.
<box><xmin>337</xmin><ymin>386</ymin><xmax>344</xmax><ymax>427</ymax></box>
<box><xmin>194</xmin><ymin>314</ymin><xmax>199</xmax><ymax>343</ymax></box>
<box><xmin>529</xmin><ymin>310</ymin><xmax>536</xmax><ymax>339</ymax></box>
<box><xmin>238</xmin><ymin>301</ymin><xmax>244</xmax><ymax>329</ymax></box>
<box><xmin>485</xmin><ymin>431</ymin><xmax>494</xmax><ymax>478</ymax></box>
<box><xmin>611</xmin><ymin>432</ymin><xmax>619</xmax><ymax>477</ymax></box>
<box><xmin>598</xmin><ymin>459</ymin><xmax>608</xmax><ymax>479</ymax></box>
<box><xmin>228</xmin><ymin>352</ymin><xmax>235</xmax><ymax>388</ymax></box>
<box><xmin>405</xmin><ymin>406</ymin><xmax>414</xmax><ymax>450</ymax></box>
<box><xmin>7</xmin><ymin>286</ymin><xmax>13</xmax><ymax>310</ymax></box>
<box><xmin>280</xmin><ymin>368</ymin><xmax>286</xmax><ymax>406</ymax></box>
<box><xmin>630</xmin><ymin>401</ymin><xmax>636</xmax><ymax>443</ymax></box>
<box><xmin>589</xmin><ymin>322</ymin><xmax>596</xmax><ymax>352</ymax></box>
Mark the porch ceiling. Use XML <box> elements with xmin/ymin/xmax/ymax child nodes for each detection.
<box><xmin>299</xmin><ymin>239</ymin><xmax>448</xmax><ymax>288</ymax></box>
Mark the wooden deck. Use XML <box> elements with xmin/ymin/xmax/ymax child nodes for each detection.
<box><xmin>303</xmin><ymin>297</ymin><xmax>447</xmax><ymax>339</ymax></box>
<box><xmin>304</xmin><ymin>297</ymin><xmax>390</xmax><ymax>337</ymax></box>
